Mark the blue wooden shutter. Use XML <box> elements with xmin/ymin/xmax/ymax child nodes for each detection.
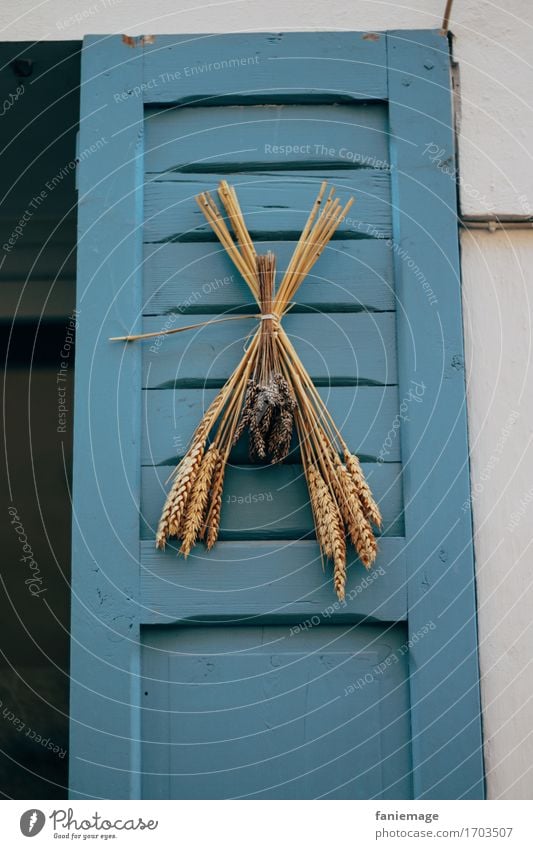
<box><xmin>70</xmin><ymin>31</ymin><xmax>484</xmax><ymax>799</ymax></box>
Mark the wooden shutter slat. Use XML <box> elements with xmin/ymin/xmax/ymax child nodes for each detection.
<box><xmin>144</xmin><ymin>171</ymin><xmax>391</xmax><ymax>242</ymax></box>
<box><xmin>142</xmin><ymin>33</ymin><xmax>388</xmax><ymax>104</ymax></box>
<box><xmin>141</xmin><ymin>312</ymin><xmax>398</xmax><ymax>388</ymax></box>
<box><xmin>141</xmin><ymin>386</ymin><xmax>401</xmax><ymax>465</ymax></box>
<box><xmin>143</xmin><ymin>240</ymin><xmax>395</xmax><ymax>314</ymax></box>
<box><xmin>138</xmin><ymin>539</ymin><xmax>407</xmax><ymax>624</ymax></box>
<box><xmin>141</xmin><ymin>462</ymin><xmax>403</xmax><ymax>540</ymax></box>
<box><xmin>144</xmin><ymin>103</ymin><xmax>389</xmax><ymax>173</ymax></box>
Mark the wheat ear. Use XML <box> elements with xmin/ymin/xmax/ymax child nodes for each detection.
<box><xmin>180</xmin><ymin>445</ymin><xmax>220</xmax><ymax>557</ymax></box>
<box><xmin>203</xmin><ymin>457</ymin><xmax>226</xmax><ymax>550</ymax></box>
<box><xmin>336</xmin><ymin>462</ymin><xmax>377</xmax><ymax>569</ymax></box>
<box><xmin>155</xmin><ymin>455</ymin><xmax>193</xmax><ymax>549</ymax></box>
<box><xmin>155</xmin><ymin>438</ymin><xmax>206</xmax><ymax>548</ymax></box>
<box><xmin>307</xmin><ymin>463</ymin><xmax>333</xmax><ymax>558</ymax></box>
<box><xmin>344</xmin><ymin>450</ymin><xmax>382</xmax><ymax>529</ymax></box>
<box><xmin>331</xmin><ymin>508</ymin><xmax>347</xmax><ymax>601</ymax></box>
<box><xmin>307</xmin><ymin>463</ymin><xmax>347</xmax><ymax>598</ymax></box>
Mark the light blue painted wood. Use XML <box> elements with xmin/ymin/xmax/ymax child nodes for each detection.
<box><xmin>141</xmin><ymin>312</ymin><xmax>398</xmax><ymax>388</ymax></box>
<box><xmin>69</xmin><ymin>36</ymin><xmax>144</xmax><ymax>799</ymax></box>
<box><xmin>142</xmin><ymin>32</ymin><xmax>388</xmax><ymax>104</ymax></box>
<box><xmin>144</xmin><ymin>103</ymin><xmax>390</xmax><ymax>173</ymax></box>
<box><xmin>72</xmin><ymin>30</ymin><xmax>483</xmax><ymax>801</ymax></box>
<box><xmin>141</xmin><ymin>386</ymin><xmax>401</xmax><ymax>464</ymax></box>
<box><xmin>143</xmin><ymin>239</ymin><xmax>395</xmax><ymax>314</ymax></box>
<box><xmin>388</xmin><ymin>30</ymin><xmax>484</xmax><ymax>799</ymax></box>
<box><xmin>141</xmin><ymin>624</ymin><xmax>412</xmax><ymax>799</ymax></box>
<box><xmin>139</xmin><ymin>539</ymin><xmax>407</xmax><ymax>624</ymax></box>
<box><xmin>141</xmin><ymin>462</ymin><xmax>403</xmax><ymax>540</ymax></box>
<box><xmin>144</xmin><ymin>171</ymin><xmax>391</xmax><ymax>242</ymax></box>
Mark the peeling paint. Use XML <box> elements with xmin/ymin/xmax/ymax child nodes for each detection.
<box><xmin>122</xmin><ymin>34</ymin><xmax>155</xmax><ymax>48</ymax></box>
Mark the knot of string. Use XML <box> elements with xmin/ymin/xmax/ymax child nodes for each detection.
<box><xmin>259</xmin><ymin>312</ymin><xmax>281</xmax><ymax>325</ymax></box>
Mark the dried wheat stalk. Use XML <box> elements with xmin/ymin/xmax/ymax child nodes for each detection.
<box><xmin>117</xmin><ymin>180</ymin><xmax>382</xmax><ymax>599</ymax></box>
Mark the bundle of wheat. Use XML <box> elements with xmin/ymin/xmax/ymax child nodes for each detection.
<box><xmin>113</xmin><ymin>180</ymin><xmax>382</xmax><ymax>599</ymax></box>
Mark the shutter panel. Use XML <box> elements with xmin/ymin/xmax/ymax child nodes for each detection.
<box><xmin>70</xmin><ymin>31</ymin><xmax>483</xmax><ymax>800</ymax></box>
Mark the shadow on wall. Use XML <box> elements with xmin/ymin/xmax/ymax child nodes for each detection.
<box><xmin>0</xmin><ymin>40</ymin><xmax>80</xmax><ymax>799</ymax></box>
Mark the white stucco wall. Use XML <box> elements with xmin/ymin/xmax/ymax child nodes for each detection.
<box><xmin>3</xmin><ymin>0</ymin><xmax>533</xmax><ymax>799</ymax></box>
<box><xmin>461</xmin><ymin>230</ymin><xmax>533</xmax><ymax>799</ymax></box>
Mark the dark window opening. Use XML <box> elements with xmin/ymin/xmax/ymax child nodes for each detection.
<box><xmin>0</xmin><ymin>41</ymin><xmax>81</xmax><ymax>799</ymax></box>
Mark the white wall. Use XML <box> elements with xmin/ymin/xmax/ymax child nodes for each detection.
<box><xmin>3</xmin><ymin>0</ymin><xmax>533</xmax><ymax>799</ymax></box>
<box><xmin>461</xmin><ymin>230</ymin><xmax>533</xmax><ymax>799</ymax></box>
